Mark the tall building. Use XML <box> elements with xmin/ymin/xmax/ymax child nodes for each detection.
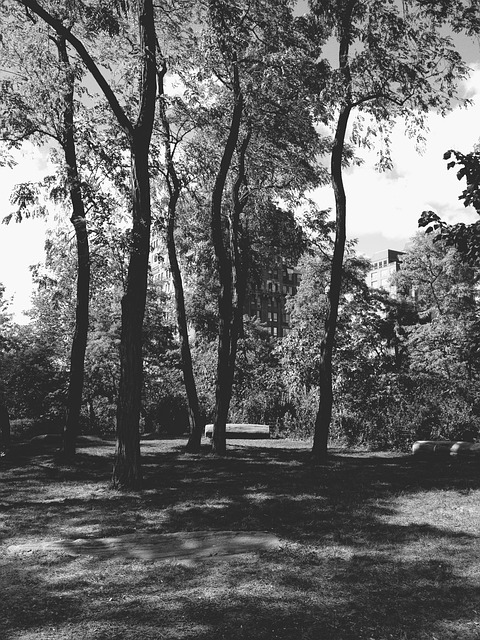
<box><xmin>245</xmin><ymin>261</ymin><xmax>302</xmax><ymax>337</ymax></box>
<box><xmin>368</xmin><ymin>249</ymin><xmax>404</xmax><ymax>295</ymax></box>
<box><xmin>150</xmin><ymin>236</ymin><xmax>173</xmax><ymax>296</ymax></box>
<box><xmin>150</xmin><ymin>236</ymin><xmax>300</xmax><ymax>338</ymax></box>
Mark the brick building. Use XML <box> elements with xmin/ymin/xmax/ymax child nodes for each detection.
<box><xmin>367</xmin><ymin>249</ymin><xmax>404</xmax><ymax>295</ymax></box>
<box><xmin>150</xmin><ymin>237</ymin><xmax>300</xmax><ymax>338</ymax></box>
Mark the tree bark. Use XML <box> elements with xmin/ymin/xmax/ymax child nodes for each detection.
<box><xmin>113</xmin><ymin>141</ymin><xmax>152</xmax><ymax>489</ymax></box>
<box><xmin>210</xmin><ymin>62</ymin><xmax>244</xmax><ymax>456</ymax></box>
<box><xmin>57</xmin><ymin>36</ymin><xmax>90</xmax><ymax>460</ymax></box>
<box><xmin>19</xmin><ymin>0</ymin><xmax>158</xmax><ymax>490</ymax></box>
<box><xmin>157</xmin><ymin>63</ymin><xmax>204</xmax><ymax>453</ymax></box>
<box><xmin>0</xmin><ymin>389</ymin><xmax>11</xmax><ymax>454</ymax></box>
<box><xmin>312</xmin><ymin>3</ymin><xmax>355</xmax><ymax>462</ymax></box>
<box><xmin>112</xmin><ymin>0</ymin><xmax>157</xmax><ymax>490</ymax></box>
<box><xmin>213</xmin><ymin>130</ymin><xmax>251</xmax><ymax>454</ymax></box>
<box><xmin>311</xmin><ymin>105</ymin><xmax>351</xmax><ymax>461</ymax></box>
<box><xmin>168</xmin><ymin>191</ymin><xmax>205</xmax><ymax>452</ymax></box>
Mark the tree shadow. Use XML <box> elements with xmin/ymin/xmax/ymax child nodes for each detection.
<box><xmin>2</xmin><ymin>440</ymin><xmax>480</xmax><ymax>638</ymax></box>
<box><xmin>0</xmin><ymin>556</ymin><xmax>82</xmax><ymax>638</ymax></box>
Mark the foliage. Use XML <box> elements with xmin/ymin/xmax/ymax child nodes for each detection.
<box><xmin>333</xmin><ymin>234</ymin><xmax>480</xmax><ymax>449</ymax></box>
<box><xmin>419</xmin><ymin>150</ymin><xmax>480</xmax><ymax>265</ymax></box>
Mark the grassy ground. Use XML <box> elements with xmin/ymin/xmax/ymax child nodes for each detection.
<box><xmin>1</xmin><ymin>436</ymin><xmax>480</xmax><ymax>640</ymax></box>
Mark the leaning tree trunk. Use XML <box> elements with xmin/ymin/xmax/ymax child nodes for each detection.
<box><xmin>212</xmin><ymin>146</ymin><xmax>250</xmax><ymax>456</ymax></box>
<box><xmin>167</xmin><ymin>196</ymin><xmax>204</xmax><ymax>452</ymax></box>
<box><xmin>57</xmin><ymin>36</ymin><xmax>90</xmax><ymax>459</ymax></box>
<box><xmin>311</xmin><ymin>104</ymin><xmax>351</xmax><ymax>462</ymax></box>
<box><xmin>311</xmin><ymin>0</ymin><xmax>355</xmax><ymax>462</ymax></box>
<box><xmin>210</xmin><ymin>58</ymin><xmax>244</xmax><ymax>455</ymax></box>
<box><xmin>156</xmin><ymin>68</ymin><xmax>204</xmax><ymax>453</ymax></box>
<box><xmin>212</xmin><ymin>130</ymin><xmax>251</xmax><ymax>455</ymax></box>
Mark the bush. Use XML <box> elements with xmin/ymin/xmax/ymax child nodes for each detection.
<box><xmin>333</xmin><ymin>372</ymin><xmax>480</xmax><ymax>451</ymax></box>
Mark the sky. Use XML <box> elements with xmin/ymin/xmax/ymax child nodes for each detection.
<box><xmin>311</xmin><ymin>64</ymin><xmax>480</xmax><ymax>256</ymax></box>
<box><xmin>0</xmin><ymin>143</ymin><xmax>51</xmax><ymax>321</ymax></box>
<box><xmin>1</xmin><ymin>26</ymin><xmax>480</xmax><ymax>320</ymax></box>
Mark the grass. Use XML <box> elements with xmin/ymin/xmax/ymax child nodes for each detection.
<box><xmin>1</xmin><ymin>436</ymin><xmax>480</xmax><ymax>639</ymax></box>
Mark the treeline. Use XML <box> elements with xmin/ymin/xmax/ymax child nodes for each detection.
<box><xmin>1</xmin><ymin>0</ymin><xmax>480</xmax><ymax>488</ymax></box>
<box><xmin>2</xmin><ymin>229</ymin><xmax>480</xmax><ymax>451</ymax></box>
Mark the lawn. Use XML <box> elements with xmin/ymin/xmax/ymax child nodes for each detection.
<box><xmin>1</xmin><ymin>436</ymin><xmax>480</xmax><ymax>639</ymax></box>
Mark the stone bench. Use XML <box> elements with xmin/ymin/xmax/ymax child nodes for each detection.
<box><xmin>412</xmin><ymin>440</ymin><xmax>480</xmax><ymax>457</ymax></box>
<box><xmin>204</xmin><ymin>423</ymin><xmax>270</xmax><ymax>439</ymax></box>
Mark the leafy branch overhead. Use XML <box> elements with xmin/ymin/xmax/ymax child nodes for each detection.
<box><xmin>419</xmin><ymin>150</ymin><xmax>480</xmax><ymax>265</ymax></box>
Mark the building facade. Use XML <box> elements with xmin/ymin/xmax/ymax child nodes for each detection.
<box><xmin>150</xmin><ymin>236</ymin><xmax>300</xmax><ymax>338</ymax></box>
<box><xmin>245</xmin><ymin>261</ymin><xmax>302</xmax><ymax>338</ymax></box>
<box><xmin>368</xmin><ymin>249</ymin><xmax>404</xmax><ymax>295</ymax></box>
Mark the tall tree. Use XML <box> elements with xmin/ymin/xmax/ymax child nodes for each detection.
<box><xmin>155</xmin><ymin>54</ymin><xmax>205</xmax><ymax>453</ymax></box>
<box><xmin>1</xmin><ymin>14</ymin><xmax>90</xmax><ymax>458</ymax></box>
<box><xmin>10</xmin><ymin>0</ymin><xmax>157</xmax><ymax>488</ymax></box>
<box><xmin>198</xmin><ymin>0</ymin><xmax>323</xmax><ymax>454</ymax></box>
<box><xmin>307</xmin><ymin>0</ymin><xmax>470</xmax><ymax>461</ymax></box>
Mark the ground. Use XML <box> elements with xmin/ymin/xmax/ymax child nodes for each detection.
<box><xmin>1</xmin><ymin>437</ymin><xmax>480</xmax><ymax>639</ymax></box>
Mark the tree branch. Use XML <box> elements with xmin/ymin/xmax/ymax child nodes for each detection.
<box><xmin>16</xmin><ymin>0</ymin><xmax>134</xmax><ymax>139</ymax></box>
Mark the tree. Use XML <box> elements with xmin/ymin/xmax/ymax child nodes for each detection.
<box><xmin>419</xmin><ymin>149</ymin><xmax>480</xmax><ymax>265</ymax></box>
<box><xmin>307</xmin><ymin>0</ymin><xmax>470</xmax><ymax>461</ymax></box>
<box><xmin>395</xmin><ymin>232</ymin><xmax>480</xmax><ymax>382</ymax></box>
<box><xmin>0</xmin><ymin>285</ymin><xmax>12</xmax><ymax>454</ymax></box>
<box><xmin>8</xmin><ymin>0</ymin><xmax>158</xmax><ymax>488</ymax></box>
<box><xmin>189</xmin><ymin>0</ymin><xmax>323</xmax><ymax>454</ymax></box>
<box><xmin>1</xmin><ymin>12</ymin><xmax>91</xmax><ymax>458</ymax></box>
<box><xmin>154</xmin><ymin>48</ymin><xmax>205</xmax><ymax>452</ymax></box>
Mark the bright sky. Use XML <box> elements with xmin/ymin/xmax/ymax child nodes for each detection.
<box><xmin>311</xmin><ymin>64</ymin><xmax>480</xmax><ymax>256</ymax></box>
<box><xmin>0</xmin><ymin>143</ymin><xmax>51</xmax><ymax>322</ymax></box>
<box><xmin>1</xmin><ymin>45</ymin><xmax>480</xmax><ymax>320</ymax></box>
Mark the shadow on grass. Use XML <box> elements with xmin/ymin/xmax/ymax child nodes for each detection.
<box><xmin>2</xmin><ymin>440</ymin><xmax>480</xmax><ymax>638</ymax></box>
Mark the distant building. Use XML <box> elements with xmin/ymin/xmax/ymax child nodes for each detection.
<box><xmin>245</xmin><ymin>261</ymin><xmax>302</xmax><ymax>338</ymax></box>
<box><xmin>150</xmin><ymin>236</ymin><xmax>173</xmax><ymax>296</ymax></box>
<box><xmin>150</xmin><ymin>236</ymin><xmax>300</xmax><ymax>338</ymax></box>
<box><xmin>368</xmin><ymin>249</ymin><xmax>404</xmax><ymax>296</ymax></box>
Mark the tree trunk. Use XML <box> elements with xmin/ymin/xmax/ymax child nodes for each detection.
<box><xmin>0</xmin><ymin>389</ymin><xmax>11</xmax><ymax>454</ymax></box>
<box><xmin>210</xmin><ymin>59</ymin><xmax>244</xmax><ymax>455</ymax></box>
<box><xmin>312</xmin><ymin>104</ymin><xmax>351</xmax><ymax>462</ymax></box>
<box><xmin>156</xmin><ymin>69</ymin><xmax>204</xmax><ymax>453</ymax></box>
<box><xmin>19</xmin><ymin>0</ymin><xmax>157</xmax><ymax>489</ymax></box>
<box><xmin>311</xmin><ymin>0</ymin><xmax>355</xmax><ymax>462</ymax></box>
<box><xmin>212</xmin><ymin>130</ymin><xmax>251</xmax><ymax>455</ymax></box>
<box><xmin>112</xmin><ymin>0</ymin><xmax>157</xmax><ymax>490</ymax></box>
<box><xmin>212</xmin><ymin>284</ymin><xmax>235</xmax><ymax>455</ymax></box>
<box><xmin>141</xmin><ymin>405</ymin><xmax>155</xmax><ymax>434</ymax></box>
<box><xmin>112</xmin><ymin>142</ymin><xmax>151</xmax><ymax>490</ymax></box>
<box><xmin>57</xmin><ymin>36</ymin><xmax>90</xmax><ymax>460</ymax></box>
<box><xmin>63</xmin><ymin>214</ymin><xmax>90</xmax><ymax>458</ymax></box>
<box><xmin>87</xmin><ymin>396</ymin><xmax>98</xmax><ymax>434</ymax></box>
<box><xmin>166</xmin><ymin>199</ymin><xmax>204</xmax><ymax>451</ymax></box>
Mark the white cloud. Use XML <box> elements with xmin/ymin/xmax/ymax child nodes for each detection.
<box><xmin>311</xmin><ymin>66</ymin><xmax>480</xmax><ymax>248</ymax></box>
